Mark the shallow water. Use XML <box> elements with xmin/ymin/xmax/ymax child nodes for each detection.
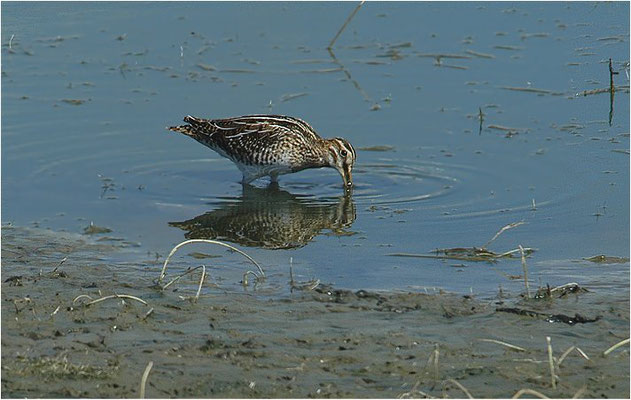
<box><xmin>2</xmin><ymin>2</ymin><xmax>629</xmax><ymax>296</ymax></box>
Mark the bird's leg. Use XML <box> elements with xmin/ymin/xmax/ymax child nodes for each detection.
<box><xmin>269</xmin><ymin>173</ymin><xmax>279</xmax><ymax>183</ymax></box>
<box><xmin>242</xmin><ymin>174</ymin><xmax>256</xmax><ymax>186</ymax></box>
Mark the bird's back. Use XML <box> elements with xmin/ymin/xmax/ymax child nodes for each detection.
<box><xmin>168</xmin><ymin>115</ymin><xmax>326</xmax><ymax>169</ymax></box>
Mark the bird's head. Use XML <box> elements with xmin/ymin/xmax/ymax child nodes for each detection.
<box><xmin>326</xmin><ymin>137</ymin><xmax>356</xmax><ymax>190</ymax></box>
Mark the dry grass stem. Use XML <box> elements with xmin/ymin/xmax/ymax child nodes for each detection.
<box><xmin>50</xmin><ymin>305</ymin><xmax>61</xmax><ymax>317</ymax></box>
<box><xmin>425</xmin><ymin>344</ymin><xmax>440</xmax><ymax>380</ymax></box>
<box><xmin>549</xmin><ymin>282</ymin><xmax>580</xmax><ymax>293</ymax></box>
<box><xmin>512</xmin><ymin>388</ymin><xmax>550</xmax><ymax>399</ymax></box>
<box><xmin>519</xmin><ymin>245</ymin><xmax>531</xmax><ymax>298</ymax></box>
<box><xmin>442</xmin><ymin>378</ymin><xmax>473</xmax><ymax>398</ymax></box>
<box><xmin>546</xmin><ymin>336</ymin><xmax>556</xmax><ymax>389</ymax></box>
<box><xmin>194</xmin><ymin>265</ymin><xmax>206</xmax><ymax>301</ymax></box>
<box><xmin>162</xmin><ymin>265</ymin><xmax>205</xmax><ymax>291</ymax></box>
<box><xmin>398</xmin><ymin>381</ymin><xmax>435</xmax><ymax>399</ymax></box>
<box><xmin>572</xmin><ymin>385</ymin><xmax>587</xmax><ymax>399</ymax></box>
<box><xmin>558</xmin><ymin>346</ymin><xmax>576</xmax><ymax>366</ymax></box>
<box><xmin>479</xmin><ymin>338</ymin><xmax>527</xmax><ymax>352</ymax></box>
<box><xmin>72</xmin><ymin>294</ymin><xmax>94</xmax><ymax>303</ymax></box>
<box><xmin>603</xmin><ymin>337</ymin><xmax>630</xmax><ymax>356</ymax></box>
<box><xmin>142</xmin><ymin>307</ymin><xmax>154</xmax><ymax>320</ymax></box>
<box><xmin>482</xmin><ymin>221</ymin><xmax>525</xmax><ymax>248</ymax></box>
<box><xmin>328</xmin><ymin>1</ymin><xmax>365</xmax><ymax>49</ymax></box>
<box><xmin>139</xmin><ymin>361</ymin><xmax>153</xmax><ymax>399</ymax></box>
<box><xmin>242</xmin><ymin>270</ymin><xmax>264</xmax><ymax>286</ymax></box>
<box><xmin>51</xmin><ymin>256</ymin><xmax>68</xmax><ymax>274</ymax></box>
<box><xmin>575</xmin><ymin>347</ymin><xmax>589</xmax><ymax>360</ymax></box>
<box><xmin>74</xmin><ymin>294</ymin><xmax>148</xmax><ymax>307</ymax></box>
<box><xmin>497</xmin><ymin>247</ymin><xmax>535</xmax><ymax>257</ymax></box>
<box><xmin>159</xmin><ymin>239</ymin><xmax>265</xmax><ymax>283</ymax></box>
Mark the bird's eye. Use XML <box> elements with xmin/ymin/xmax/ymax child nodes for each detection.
<box><xmin>340</xmin><ymin>149</ymin><xmax>348</xmax><ymax>157</ymax></box>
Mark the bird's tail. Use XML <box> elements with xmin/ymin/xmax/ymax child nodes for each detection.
<box><xmin>167</xmin><ymin>115</ymin><xmax>204</xmax><ymax>137</ymax></box>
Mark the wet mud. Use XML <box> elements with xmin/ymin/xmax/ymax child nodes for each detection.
<box><xmin>1</xmin><ymin>226</ymin><xmax>629</xmax><ymax>398</ymax></box>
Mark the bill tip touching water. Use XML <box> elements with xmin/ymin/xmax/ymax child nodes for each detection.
<box><xmin>167</xmin><ymin>114</ymin><xmax>356</xmax><ymax>191</ymax></box>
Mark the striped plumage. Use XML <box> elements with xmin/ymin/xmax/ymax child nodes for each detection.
<box><xmin>168</xmin><ymin>115</ymin><xmax>356</xmax><ymax>188</ymax></box>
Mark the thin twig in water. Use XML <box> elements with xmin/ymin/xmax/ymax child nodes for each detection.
<box><xmin>328</xmin><ymin>1</ymin><xmax>365</xmax><ymax>49</ymax></box>
<box><xmin>512</xmin><ymin>388</ymin><xmax>550</xmax><ymax>399</ymax></box>
<box><xmin>442</xmin><ymin>378</ymin><xmax>473</xmax><ymax>399</ymax></box>
<box><xmin>159</xmin><ymin>239</ymin><xmax>265</xmax><ymax>283</ymax></box>
<box><xmin>482</xmin><ymin>221</ymin><xmax>525</xmax><ymax>248</ymax></box>
<box><xmin>546</xmin><ymin>336</ymin><xmax>556</xmax><ymax>389</ymax></box>
<box><xmin>603</xmin><ymin>337</ymin><xmax>630</xmax><ymax>356</ymax></box>
<box><xmin>139</xmin><ymin>361</ymin><xmax>153</xmax><ymax>398</ymax></box>
<box><xmin>519</xmin><ymin>245</ymin><xmax>531</xmax><ymax>298</ymax></box>
<box><xmin>479</xmin><ymin>338</ymin><xmax>527</xmax><ymax>352</ymax></box>
<box><xmin>9</xmin><ymin>34</ymin><xmax>14</xmax><ymax>49</ymax></box>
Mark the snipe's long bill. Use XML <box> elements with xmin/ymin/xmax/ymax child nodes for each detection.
<box><xmin>168</xmin><ymin>115</ymin><xmax>356</xmax><ymax>190</ymax></box>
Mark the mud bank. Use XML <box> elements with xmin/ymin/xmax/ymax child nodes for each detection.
<box><xmin>1</xmin><ymin>226</ymin><xmax>629</xmax><ymax>398</ymax></box>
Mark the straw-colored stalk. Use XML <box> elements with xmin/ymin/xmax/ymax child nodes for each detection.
<box><xmin>159</xmin><ymin>239</ymin><xmax>264</xmax><ymax>283</ymax></box>
<box><xmin>479</xmin><ymin>338</ymin><xmax>526</xmax><ymax>352</ymax></box>
<box><xmin>139</xmin><ymin>361</ymin><xmax>153</xmax><ymax>398</ymax></box>
<box><xmin>519</xmin><ymin>245</ymin><xmax>531</xmax><ymax>298</ymax></box>
<box><xmin>73</xmin><ymin>294</ymin><xmax>148</xmax><ymax>307</ymax></box>
<box><xmin>546</xmin><ymin>336</ymin><xmax>556</xmax><ymax>389</ymax></box>
<box><xmin>512</xmin><ymin>388</ymin><xmax>550</xmax><ymax>399</ymax></box>
<box><xmin>442</xmin><ymin>378</ymin><xmax>473</xmax><ymax>399</ymax></box>
<box><xmin>603</xmin><ymin>337</ymin><xmax>630</xmax><ymax>356</ymax></box>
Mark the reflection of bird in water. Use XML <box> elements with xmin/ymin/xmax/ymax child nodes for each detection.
<box><xmin>168</xmin><ymin>114</ymin><xmax>356</xmax><ymax>189</ymax></box>
<box><xmin>169</xmin><ymin>184</ymin><xmax>356</xmax><ymax>249</ymax></box>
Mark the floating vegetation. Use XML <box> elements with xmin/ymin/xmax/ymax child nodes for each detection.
<box><xmin>61</xmin><ymin>98</ymin><xmax>87</xmax><ymax>105</ymax></box>
<box><xmin>583</xmin><ymin>254</ymin><xmax>630</xmax><ymax>264</ymax></box>
<box><xmin>496</xmin><ymin>307</ymin><xmax>601</xmax><ymax>325</ymax></box>
<box><xmin>299</xmin><ymin>67</ymin><xmax>343</xmax><ymax>73</ymax></box>
<box><xmin>500</xmin><ymin>86</ymin><xmax>563</xmax><ymax>95</ymax></box>
<box><xmin>290</xmin><ymin>58</ymin><xmax>330</xmax><ymax>64</ymax></box>
<box><xmin>83</xmin><ymin>222</ymin><xmax>112</xmax><ymax>235</ymax></box>
<box><xmin>464</xmin><ymin>49</ymin><xmax>496</xmax><ymax>59</ymax></box>
<box><xmin>417</xmin><ymin>52</ymin><xmax>471</xmax><ymax>60</ymax></box>
<box><xmin>188</xmin><ymin>252</ymin><xmax>222</xmax><ymax>260</ymax></box>
<box><xmin>358</xmin><ymin>145</ymin><xmax>395</xmax><ymax>152</ymax></box>
<box><xmin>197</xmin><ymin>63</ymin><xmax>216</xmax><ymax>71</ymax></box>
<box><xmin>437</xmin><ymin>63</ymin><xmax>468</xmax><ymax>70</ymax></box>
<box><xmin>219</xmin><ymin>68</ymin><xmax>255</xmax><ymax>73</ymax></box>
<box><xmin>487</xmin><ymin>124</ymin><xmax>525</xmax><ymax>134</ymax></box>
<box><xmin>280</xmin><ymin>92</ymin><xmax>308</xmax><ymax>102</ymax></box>
<box><xmin>534</xmin><ymin>282</ymin><xmax>588</xmax><ymax>299</ymax></box>
<box><xmin>520</xmin><ymin>32</ymin><xmax>549</xmax><ymax>40</ymax></box>
<box><xmin>493</xmin><ymin>45</ymin><xmax>524</xmax><ymax>51</ymax></box>
<box><xmin>387</xmin><ymin>221</ymin><xmax>534</xmax><ymax>263</ymax></box>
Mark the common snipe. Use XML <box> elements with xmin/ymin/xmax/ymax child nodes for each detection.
<box><xmin>168</xmin><ymin>115</ymin><xmax>356</xmax><ymax>189</ymax></box>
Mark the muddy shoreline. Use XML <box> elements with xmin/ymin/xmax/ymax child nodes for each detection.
<box><xmin>1</xmin><ymin>226</ymin><xmax>629</xmax><ymax>398</ymax></box>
